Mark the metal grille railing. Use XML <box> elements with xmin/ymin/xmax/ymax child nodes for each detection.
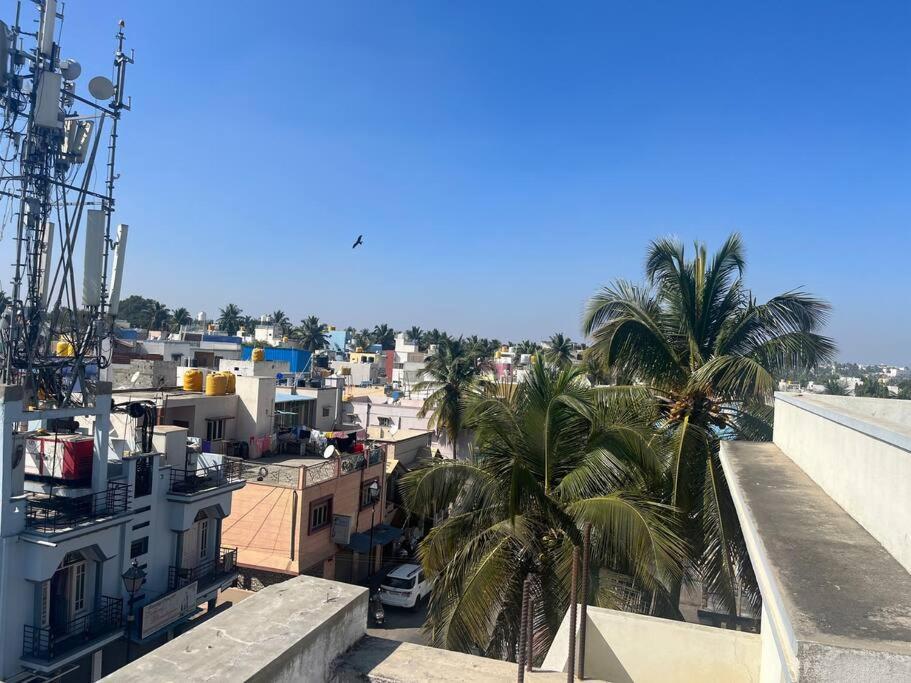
<box><xmin>240</xmin><ymin>461</ymin><xmax>300</xmax><ymax>488</ymax></box>
<box><xmin>25</xmin><ymin>481</ymin><xmax>132</xmax><ymax>532</ymax></box>
<box><xmin>304</xmin><ymin>458</ymin><xmax>338</xmax><ymax>487</ymax></box>
<box><xmin>168</xmin><ymin>547</ymin><xmax>238</xmax><ymax>592</ymax></box>
<box><xmin>168</xmin><ymin>457</ymin><xmax>245</xmax><ymax>495</ymax></box>
<box><xmin>22</xmin><ymin>595</ymin><xmax>123</xmax><ymax>660</ymax></box>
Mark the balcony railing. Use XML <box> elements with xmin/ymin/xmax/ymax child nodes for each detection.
<box><xmin>303</xmin><ymin>447</ymin><xmax>386</xmax><ymax>488</ymax></box>
<box><xmin>168</xmin><ymin>547</ymin><xmax>238</xmax><ymax>592</ymax></box>
<box><xmin>24</xmin><ymin>482</ymin><xmax>132</xmax><ymax>533</ymax></box>
<box><xmin>168</xmin><ymin>457</ymin><xmax>245</xmax><ymax>495</ymax></box>
<box><xmin>239</xmin><ymin>461</ymin><xmax>300</xmax><ymax>488</ymax></box>
<box><xmin>22</xmin><ymin>595</ymin><xmax>123</xmax><ymax>661</ymax></box>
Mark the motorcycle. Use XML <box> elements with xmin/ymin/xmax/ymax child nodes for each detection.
<box><xmin>370</xmin><ymin>592</ymin><xmax>385</xmax><ymax>627</ymax></box>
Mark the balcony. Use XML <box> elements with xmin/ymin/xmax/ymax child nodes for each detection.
<box><xmin>22</xmin><ymin>595</ymin><xmax>123</xmax><ymax>662</ymax></box>
<box><xmin>24</xmin><ymin>482</ymin><xmax>132</xmax><ymax>533</ymax></box>
<box><xmin>168</xmin><ymin>457</ymin><xmax>245</xmax><ymax>496</ymax></box>
<box><xmin>168</xmin><ymin>547</ymin><xmax>238</xmax><ymax>593</ymax></box>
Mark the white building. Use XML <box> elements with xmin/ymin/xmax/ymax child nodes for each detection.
<box><xmin>0</xmin><ymin>383</ymin><xmax>243</xmax><ymax>682</ymax></box>
<box><xmin>391</xmin><ymin>333</ymin><xmax>427</xmax><ymax>394</ymax></box>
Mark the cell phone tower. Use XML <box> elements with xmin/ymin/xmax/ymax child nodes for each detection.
<box><xmin>0</xmin><ymin>0</ymin><xmax>133</xmax><ymax>408</ymax></box>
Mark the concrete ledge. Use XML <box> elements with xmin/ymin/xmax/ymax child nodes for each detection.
<box><xmin>103</xmin><ymin>576</ymin><xmax>368</xmax><ymax>683</ymax></box>
<box><xmin>333</xmin><ymin>636</ymin><xmax>569</xmax><ymax>682</ymax></box>
<box><xmin>721</xmin><ymin>441</ymin><xmax>911</xmax><ymax>681</ymax></box>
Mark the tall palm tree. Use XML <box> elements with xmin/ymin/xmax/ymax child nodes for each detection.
<box><xmin>579</xmin><ymin>347</ymin><xmax>610</xmax><ymax>386</ymax></box>
<box><xmin>217</xmin><ymin>303</ymin><xmax>243</xmax><ymax>336</ymax></box>
<box><xmin>271</xmin><ymin>309</ymin><xmax>291</xmax><ymax>336</ymax></box>
<box><xmin>353</xmin><ymin>328</ymin><xmax>372</xmax><ymax>349</ymax></box>
<box><xmin>515</xmin><ymin>340</ymin><xmax>539</xmax><ymax>356</ymax></box>
<box><xmin>170</xmin><ymin>307</ymin><xmax>191</xmax><ymax>333</ymax></box>
<box><xmin>415</xmin><ymin>338</ymin><xmax>484</xmax><ymax>459</ymax></box>
<box><xmin>544</xmin><ymin>332</ymin><xmax>574</xmax><ymax>369</ymax></box>
<box><xmin>147</xmin><ymin>301</ymin><xmax>171</xmax><ymax>331</ymax></box>
<box><xmin>295</xmin><ymin>316</ymin><xmax>330</xmax><ymax>351</ymax></box>
<box><xmin>372</xmin><ymin>323</ymin><xmax>396</xmax><ymax>350</ymax></box>
<box><xmin>403</xmin><ymin>360</ymin><xmax>685</xmax><ymax>659</ymax></box>
<box><xmin>239</xmin><ymin>315</ymin><xmax>257</xmax><ymax>336</ymax></box>
<box><xmin>583</xmin><ymin>233</ymin><xmax>835</xmax><ymax>612</ymax></box>
<box><xmin>406</xmin><ymin>326</ymin><xmax>424</xmax><ymax>348</ymax></box>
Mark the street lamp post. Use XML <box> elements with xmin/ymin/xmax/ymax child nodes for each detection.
<box><xmin>121</xmin><ymin>559</ymin><xmax>146</xmax><ymax>665</ymax></box>
<box><xmin>367</xmin><ymin>481</ymin><xmax>380</xmax><ymax>579</ymax></box>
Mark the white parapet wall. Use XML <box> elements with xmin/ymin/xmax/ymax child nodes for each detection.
<box><xmin>542</xmin><ymin>606</ymin><xmax>761</xmax><ymax>682</ymax></box>
<box><xmin>103</xmin><ymin>576</ymin><xmax>368</xmax><ymax>683</ymax></box>
<box><xmin>773</xmin><ymin>393</ymin><xmax>911</xmax><ymax>574</ymax></box>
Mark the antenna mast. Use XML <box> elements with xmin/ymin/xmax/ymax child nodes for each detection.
<box><xmin>0</xmin><ymin>1</ymin><xmax>133</xmax><ymax>408</ymax></box>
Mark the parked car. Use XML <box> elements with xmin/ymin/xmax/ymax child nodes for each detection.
<box><xmin>377</xmin><ymin>564</ymin><xmax>430</xmax><ymax>609</ymax></box>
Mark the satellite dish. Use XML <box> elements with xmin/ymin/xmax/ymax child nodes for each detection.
<box><xmin>323</xmin><ymin>444</ymin><xmax>336</xmax><ymax>459</ymax></box>
<box><xmin>389</xmin><ymin>425</ymin><xmax>399</xmax><ymax>436</ymax></box>
<box><xmin>61</xmin><ymin>59</ymin><xmax>81</xmax><ymax>80</ymax></box>
<box><xmin>130</xmin><ymin>371</ymin><xmax>141</xmax><ymax>385</ymax></box>
<box><xmin>88</xmin><ymin>76</ymin><xmax>115</xmax><ymax>100</ymax></box>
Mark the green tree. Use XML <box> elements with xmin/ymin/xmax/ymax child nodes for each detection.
<box><xmin>415</xmin><ymin>337</ymin><xmax>485</xmax><ymax>459</ymax></box>
<box><xmin>271</xmin><ymin>310</ymin><xmax>292</xmax><ymax>336</ymax></box>
<box><xmin>580</xmin><ymin>347</ymin><xmax>611</xmax><ymax>386</ymax></box>
<box><xmin>353</xmin><ymin>328</ymin><xmax>372</xmax><ymax>349</ymax></box>
<box><xmin>515</xmin><ymin>339</ymin><xmax>539</xmax><ymax>356</ymax></box>
<box><xmin>217</xmin><ymin>303</ymin><xmax>243</xmax><ymax>336</ymax></box>
<box><xmin>855</xmin><ymin>375</ymin><xmax>889</xmax><ymax>398</ymax></box>
<box><xmin>406</xmin><ymin>326</ymin><xmax>424</xmax><ymax>348</ymax></box>
<box><xmin>823</xmin><ymin>378</ymin><xmax>847</xmax><ymax>396</ymax></box>
<box><xmin>403</xmin><ymin>360</ymin><xmax>684</xmax><ymax>658</ymax></box>
<box><xmin>583</xmin><ymin>233</ymin><xmax>835</xmax><ymax>613</ymax></box>
<box><xmin>147</xmin><ymin>301</ymin><xmax>171</xmax><ymax>331</ymax></box>
<box><xmin>170</xmin><ymin>307</ymin><xmax>192</xmax><ymax>333</ymax></box>
<box><xmin>295</xmin><ymin>316</ymin><xmax>330</xmax><ymax>351</ymax></box>
<box><xmin>239</xmin><ymin>315</ymin><xmax>257</xmax><ymax>336</ymax></box>
<box><xmin>118</xmin><ymin>295</ymin><xmax>160</xmax><ymax>328</ymax></box>
<box><xmin>372</xmin><ymin>323</ymin><xmax>396</xmax><ymax>350</ymax></box>
<box><xmin>544</xmin><ymin>332</ymin><xmax>574</xmax><ymax>369</ymax></box>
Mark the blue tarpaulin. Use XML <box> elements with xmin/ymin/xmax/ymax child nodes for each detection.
<box><xmin>345</xmin><ymin>524</ymin><xmax>403</xmax><ymax>553</ymax></box>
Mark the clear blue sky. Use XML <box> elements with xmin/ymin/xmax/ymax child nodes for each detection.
<box><xmin>5</xmin><ymin>1</ymin><xmax>910</xmax><ymax>362</ymax></box>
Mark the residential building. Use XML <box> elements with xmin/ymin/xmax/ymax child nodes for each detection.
<box><xmin>344</xmin><ymin>393</ymin><xmax>460</xmax><ymax>458</ymax></box>
<box><xmin>222</xmin><ymin>440</ymin><xmax>394</xmax><ymax>588</ymax></box>
<box><xmin>391</xmin><ymin>333</ymin><xmax>427</xmax><ymax>393</ymax></box>
<box><xmin>0</xmin><ymin>383</ymin><xmax>243</xmax><ymax>682</ymax></box>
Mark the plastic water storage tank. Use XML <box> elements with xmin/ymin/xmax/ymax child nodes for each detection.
<box><xmin>251</xmin><ymin>347</ymin><xmax>265</xmax><ymax>362</ymax></box>
<box><xmin>205</xmin><ymin>372</ymin><xmax>227</xmax><ymax>396</ymax></box>
<box><xmin>183</xmin><ymin>369</ymin><xmax>203</xmax><ymax>392</ymax></box>
<box><xmin>223</xmin><ymin>371</ymin><xmax>236</xmax><ymax>394</ymax></box>
<box><xmin>56</xmin><ymin>340</ymin><xmax>75</xmax><ymax>357</ymax></box>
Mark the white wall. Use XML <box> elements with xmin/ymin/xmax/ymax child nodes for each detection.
<box><xmin>543</xmin><ymin>606</ymin><xmax>761</xmax><ymax>682</ymax></box>
<box><xmin>773</xmin><ymin>394</ymin><xmax>911</xmax><ymax>573</ymax></box>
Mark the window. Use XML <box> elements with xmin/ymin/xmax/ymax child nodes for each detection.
<box><xmin>71</xmin><ymin>562</ymin><xmax>86</xmax><ymax>614</ymax></box>
<box><xmin>377</xmin><ymin>417</ymin><xmax>394</xmax><ymax>428</ymax></box>
<box><xmin>322</xmin><ymin>406</ymin><xmax>331</xmax><ymax>418</ymax></box>
<box><xmin>39</xmin><ymin>581</ymin><xmax>50</xmax><ymax>628</ymax></box>
<box><xmin>309</xmin><ymin>497</ymin><xmax>332</xmax><ymax>533</ymax></box>
<box><xmin>131</xmin><ymin>537</ymin><xmax>149</xmax><ymax>558</ymax></box>
<box><xmin>135</xmin><ymin>455</ymin><xmax>152</xmax><ymax>497</ymax></box>
<box><xmin>361</xmin><ymin>479</ymin><xmax>380</xmax><ymax>509</ymax></box>
<box><xmin>199</xmin><ymin>519</ymin><xmax>209</xmax><ymax>559</ymax></box>
<box><xmin>206</xmin><ymin>418</ymin><xmax>226</xmax><ymax>441</ymax></box>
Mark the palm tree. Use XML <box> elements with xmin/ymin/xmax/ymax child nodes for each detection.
<box><xmin>580</xmin><ymin>347</ymin><xmax>610</xmax><ymax>386</ymax></box>
<box><xmin>217</xmin><ymin>303</ymin><xmax>243</xmax><ymax>336</ymax></box>
<box><xmin>170</xmin><ymin>307</ymin><xmax>191</xmax><ymax>333</ymax></box>
<box><xmin>515</xmin><ymin>340</ymin><xmax>539</xmax><ymax>356</ymax></box>
<box><xmin>271</xmin><ymin>309</ymin><xmax>291</xmax><ymax>336</ymax></box>
<box><xmin>294</xmin><ymin>316</ymin><xmax>330</xmax><ymax>351</ymax></box>
<box><xmin>353</xmin><ymin>328</ymin><xmax>372</xmax><ymax>349</ymax></box>
<box><xmin>406</xmin><ymin>326</ymin><xmax>424</xmax><ymax>348</ymax></box>
<box><xmin>823</xmin><ymin>378</ymin><xmax>847</xmax><ymax>396</ymax></box>
<box><xmin>544</xmin><ymin>332</ymin><xmax>574</xmax><ymax>369</ymax></box>
<box><xmin>372</xmin><ymin>323</ymin><xmax>396</xmax><ymax>350</ymax></box>
<box><xmin>583</xmin><ymin>233</ymin><xmax>835</xmax><ymax>613</ymax></box>
<box><xmin>239</xmin><ymin>315</ymin><xmax>257</xmax><ymax>336</ymax></box>
<box><xmin>415</xmin><ymin>338</ymin><xmax>485</xmax><ymax>459</ymax></box>
<box><xmin>402</xmin><ymin>360</ymin><xmax>685</xmax><ymax>659</ymax></box>
<box><xmin>147</xmin><ymin>301</ymin><xmax>171</xmax><ymax>331</ymax></box>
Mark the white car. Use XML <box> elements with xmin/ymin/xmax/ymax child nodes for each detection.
<box><xmin>378</xmin><ymin>564</ymin><xmax>430</xmax><ymax>609</ymax></box>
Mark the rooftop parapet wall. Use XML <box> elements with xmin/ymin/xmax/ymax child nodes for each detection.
<box><xmin>773</xmin><ymin>392</ymin><xmax>911</xmax><ymax>573</ymax></box>
<box><xmin>103</xmin><ymin>576</ymin><xmax>367</xmax><ymax>683</ymax></box>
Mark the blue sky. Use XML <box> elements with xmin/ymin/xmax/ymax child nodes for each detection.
<box><xmin>4</xmin><ymin>1</ymin><xmax>910</xmax><ymax>362</ymax></box>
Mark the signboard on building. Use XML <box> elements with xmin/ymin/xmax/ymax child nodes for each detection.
<box><xmin>331</xmin><ymin>514</ymin><xmax>352</xmax><ymax>545</ymax></box>
<box><xmin>141</xmin><ymin>581</ymin><xmax>197</xmax><ymax>639</ymax></box>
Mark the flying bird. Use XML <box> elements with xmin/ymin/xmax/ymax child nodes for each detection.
<box><xmin>352</xmin><ymin>234</ymin><xmax>364</xmax><ymax>249</ymax></box>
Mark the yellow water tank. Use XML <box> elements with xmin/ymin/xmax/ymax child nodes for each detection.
<box><xmin>251</xmin><ymin>347</ymin><xmax>265</xmax><ymax>361</ymax></box>
<box><xmin>223</xmin><ymin>371</ymin><xmax>236</xmax><ymax>394</ymax></box>
<box><xmin>205</xmin><ymin>372</ymin><xmax>227</xmax><ymax>396</ymax></box>
<box><xmin>55</xmin><ymin>340</ymin><xmax>75</xmax><ymax>357</ymax></box>
<box><xmin>183</xmin><ymin>369</ymin><xmax>203</xmax><ymax>392</ymax></box>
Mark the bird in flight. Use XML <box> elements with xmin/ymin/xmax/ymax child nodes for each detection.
<box><xmin>352</xmin><ymin>234</ymin><xmax>364</xmax><ymax>249</ymax></box>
